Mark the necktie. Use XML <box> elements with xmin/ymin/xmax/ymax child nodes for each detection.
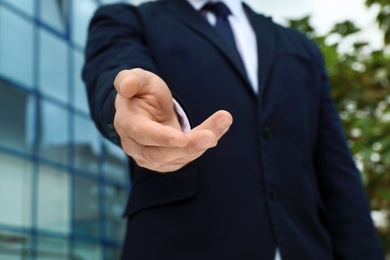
<box><xmin>202</xmin><ymin>2</ymin><xmax>239</xmax><ymax>52</ymax></box>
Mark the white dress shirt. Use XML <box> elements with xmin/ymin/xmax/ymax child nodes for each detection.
<box><xmin>174</xmin><ymin>0</ymin><xmax>258</xmax><ymax>133</ymax></box>
<box><xmin>177</xmin><ymin>1</ymin><xmax>282</xmax><ymax>259</ymax></box>
<box><xmin>188</xmin><ymin>0</ymin><xmax>258</xmax><ymax>92</ymax></box>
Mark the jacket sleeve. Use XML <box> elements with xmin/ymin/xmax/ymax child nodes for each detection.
<box><xmin>82</xmin><ymin>4</ymin><xmax>158</xmax><ymax>143</ymax></box>
<box><xmin>312</xmin><ymin>45</ymin><xmax>384</xmax><ymax>258</ymax></box>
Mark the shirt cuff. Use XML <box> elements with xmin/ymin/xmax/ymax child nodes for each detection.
<box><xmin>173</xmin><ymin>99</ymin><xmax>191</xmax><ymax>133</ymax></box>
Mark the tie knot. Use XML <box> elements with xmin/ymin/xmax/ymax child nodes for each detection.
<box><xmin>202</xmin><ymin>2</ymin><xmax>231</xmax><ymax>20</ymax></box>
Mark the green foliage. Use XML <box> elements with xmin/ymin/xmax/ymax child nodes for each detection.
<box><xmin>330</xmin><ymin>20</ymin><xmax>361</xmax><ymax>36</ymax></box>
<box><xmin>366</xmin><ymin>0</ymin><xmax>390</xmax><ymax>45</ymax></box>
<box><xmin>288</xmin><ymin>10</ymin><xmax>390</xmax><ymax>255</ymax></box>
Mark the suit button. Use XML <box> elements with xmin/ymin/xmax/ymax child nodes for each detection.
<box><xmin>269</xmin><ymin>186</ymin><xmax>279</xmax><ymax>201</ymax></box>
<box><xmin>263</xmin><ymin>126</ymin><xmax>273</xmax><ymax>140</ymax></box>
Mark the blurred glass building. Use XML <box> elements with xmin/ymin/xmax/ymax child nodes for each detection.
<box><xmin>0</xmin><ymin>0</ymin><xmax>137</xmax><ymax>259</ymax></box>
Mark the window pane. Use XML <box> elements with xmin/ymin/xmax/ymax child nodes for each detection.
<box><xmin>37</xmin><ymin>236</ymin><xmax>69</xmax><ymax>260</ymax></box>
<box><xmin>3</xmin><ymin>0</ymin><xmax>35</xmax><ymax>15</ymax></box>
<box><xmin>105</xmin><ymin>246</ymin><xmax>122</xmax><ymax>260</ymax></box>
<box><xmin>39</xmin><ymin>0</ymin><xmax>67</xmax><ymax>32</ymax></box>
<box><xmin>74</xmin><ymin>242</ymin><xmax>103</xmax><ymax>260</ymax></box>
<box><xmin>71</xmin><ymin>0</ymin><xmax>98</xmax><ymax>47</ymax></box>
<box><xmin>100</xmin><ymin>0</ymin><xmax>125</xmax><ymax>3</ymax></box>
<box><xmin>39</xmin><ymin>100</ymin><xmax>69</xmax><ymax>165</ymax></box>
<box><xmin>3</xmin><ymin>0</ymin><xmax>34</xmax><ymax>16</ymax></box>
<box><xmin>0</xmin><ymin>7</ymin><xmax>34</xmax><ymax>88</ymax></box>
<box><xmin>39</xmin><ymin>29</ymin><xmax>69</xmax><ymax>103</ymax></box>
<box><xmin>73</xmin><ymin>50</ymin><xmax>89</xmax><ymax>113</ymax></box>
<box><xmin>0</xmin><ymin>153</ymin><xmax>32</xmax><ymax>227</ymax></box>
<box><xmin>74</xmin><ymin>115</ymin><xmax>101</xmax><ymax>173</ymax></box>
<box><xmin>102</xmin><ymin>140</ymin><xmax>128</xmax><ymax>183</ymax></box>
<box><xmin>0</xmin><ymin>81</ymin><xmax>35</xmax><ymax>153</ymax></box>
<box><xmin>74</xmin><ymin>177</ymin><xmax>100</xmax><ymax>238</ymax></box>
<box><xmin>37</xmin><ymin>166</ymin><xmax>70</xmax><ymax>234</ymax></box>
<box><xmin>104</xmin><ymin>185</ymin><xmax>128</xmax><ymax>241</ymax></box>
<box><xmin>0</xmin><ymin>230</ymin><xmax>32</xmax><ymax>259</ymax></box>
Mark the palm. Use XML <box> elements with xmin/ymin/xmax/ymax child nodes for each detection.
<box><xmin>113</xmin><ymin>68</ymin><xmax>232</xmax><ymax>172</ymax></box>
<box><xmin>126</xmin><ymin>73</ymin><xmax>181</xmax><ymax>130</ymax></box>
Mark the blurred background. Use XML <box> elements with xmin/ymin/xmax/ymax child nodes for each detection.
<box><xmin>0</xmin><ymin>0</ymin><xmax>389</xmax><ymax>259</ymax></box>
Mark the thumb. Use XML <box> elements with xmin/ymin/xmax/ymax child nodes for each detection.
<box><xmin>194</xmin><ymin>110</ymin><xmax>233</xmax><ymax>138</ymax></box>
<box><xmin>187</xmin><ymin>110</ymin><xmax>233</xmax><ymax>150</ymax></box>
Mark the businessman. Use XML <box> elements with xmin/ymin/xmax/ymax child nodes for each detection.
<box><xmin>82</xmin><ymin>0</ymin><xmax>384</xmax><ymax>259</ymax></box>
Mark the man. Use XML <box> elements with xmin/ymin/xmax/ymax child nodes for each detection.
<box><xmin>82</xmin><ymin>0</ymin><xmax>384</xmax><ymax>259</ymax></box>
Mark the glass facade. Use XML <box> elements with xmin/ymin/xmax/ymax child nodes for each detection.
<box><xmin>0</xmin><ymin>0</ymin><xmax>134</xmax><ymax>258</ymax></box>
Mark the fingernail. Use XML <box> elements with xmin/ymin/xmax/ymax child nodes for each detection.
<box><xmin>216</xmin><ymin>116</ymin><xmax>231</xmax><ymax>130</ymax></box>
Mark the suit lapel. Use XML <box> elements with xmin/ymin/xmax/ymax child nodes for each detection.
<box><xmin>163</xmin><ymin>0</ymin><xmax>252</xmax><ymax>90</ymax></box>
<box><xmin>243</xmin><ymin>4</ymin><xmax>276</xmax><ymax>100</ymax></box>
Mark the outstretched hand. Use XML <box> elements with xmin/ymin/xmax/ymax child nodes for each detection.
<box><xmin>114</xmin><ymin>68</ymin><xmax>233</xmax><ymax>173</ymax></box>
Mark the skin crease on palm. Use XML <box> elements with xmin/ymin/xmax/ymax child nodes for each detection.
<box><xmin>113</xmin><ymin>68</ymin><xmax>234</xmax><ymax>173</ymax></box>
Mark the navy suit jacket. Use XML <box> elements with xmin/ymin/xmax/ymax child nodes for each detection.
<box><xmin>83</xmin><ymin>0</ymin><xmax>384</xmax><ymax>259</ymax></box>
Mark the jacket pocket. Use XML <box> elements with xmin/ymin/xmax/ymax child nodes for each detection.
<box><xmin>123</xmin><ymin>167</ymin><xmax>198</xmax><ymax>218</ymax></box>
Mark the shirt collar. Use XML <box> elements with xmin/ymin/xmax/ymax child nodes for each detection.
<box><xmin>186</xmin><ymin>0</ymin><xmax>245</xmax><ymax>21</ymax></box>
